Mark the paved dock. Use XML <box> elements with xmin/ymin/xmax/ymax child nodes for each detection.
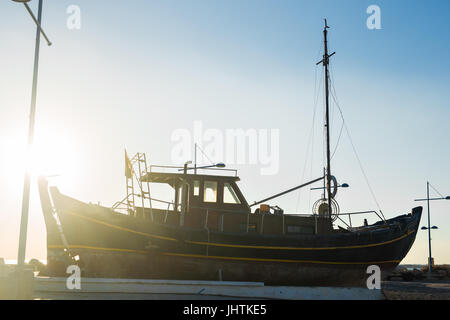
<box><xmin>32</xmin><ymin>277</ymin><xmax>382</xmax><ymax>300</ymax></box>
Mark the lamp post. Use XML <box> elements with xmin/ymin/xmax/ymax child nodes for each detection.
<box><xmin>310</xmin><ymin>183</ymin><xmax>349</xmax><ymax>191</ymax></box>
<box><xmin>13</xmin><ymin>0</ymin><xmax>52</xmax><ymax>267</ymax></box>
<box><xmin>179</xmin><ymin>163</ymin><xmax>226</xmax><ymax>173</ymax></box>
<box><xmin>414</xmin><ymin>181</ymin><xmax>449</xmax><ymax>273</ymax></box>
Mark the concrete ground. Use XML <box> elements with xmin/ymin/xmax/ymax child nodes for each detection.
<box><xmin>33</xmin><ymin>292</ymin><xmax>254</xmax><ymax>300</ymax></box>
<box><xmin>31</xmin><ymin>277</ymin><xmax>382</xmax><ymax>300</ymax></box>
<box><xmin>382</xmin><ymin>280</ymin><xmax>450</xmax><ymax>300</ymax></box>
<box><xmin>32</xmin><ymin>279</ymin><xmax>450</xmax><ymax>300</ymax></box>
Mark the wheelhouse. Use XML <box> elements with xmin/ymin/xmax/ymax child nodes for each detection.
<box><xmin>140</xmin><ymin>171</ymin><xmax>251</xmax><ymax>215</ymax></box>
<box><xmin>128</xmin><ymin>166</ymin><xmax>333</xmax><ymax>236</ymax></box>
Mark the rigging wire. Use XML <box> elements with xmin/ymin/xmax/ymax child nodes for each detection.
<box><xmin>328</xmin><ymin>70</ymin><xmax>386</xmax><ymax>220</ymax></box>
<box><xmin>309</xmin><ymin>68</ymin><xmax>322</xmax><ymax>209</ymax></box>
<box><xmin>322</xmin><ymin>78</ymin><xmax>326</xmax><ymax>176</ymax></box>
<box><xmin>331</xmin><ymin>121</ymin><xmax>344</xmax><ymax>160</ymax></box>
<box><xmin>293</xmin><ymin>30</ymin><xmax>385</xmax><ymax>221</ymax></box>
<box><xmin>328</xmin><ymin>38</ymin><xmax>336</xmax><ymax>145</ymax></box>
<box><xmin>295</xmin><ymin>47</ymin><xmax>323</xmax><ymax>212</ymax></box>
<box><xmin>328</xmin><ymin>64</ymin><xmax>344</xmax><ymax>160</ymax></box>
<box><xmin>429</xmin><ymin>183</ymin><xmax>445</xmax><ymax>199</ymax></box>
<box><xmin>196</xmin><ymin>144</ymin><xmax>215</xmax><ymax>166</ymax></box>
<box><xmin>295</xmin><ymin>71</ymin><xmax>322</xmax><ymax>210</ymax></box>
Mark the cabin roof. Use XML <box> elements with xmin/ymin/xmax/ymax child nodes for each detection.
<box><xmin>140</xmin><ymin>172</ymin><xmax>240</xmax><ymax>185</ymax></box>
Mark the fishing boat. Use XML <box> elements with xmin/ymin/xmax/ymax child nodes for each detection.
<box><xmin>38</xmin><ymin>21</ymin><xmax>421</xmax><ymax>286</ymax></box>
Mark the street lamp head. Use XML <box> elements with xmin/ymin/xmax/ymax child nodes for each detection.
<box><xmin>215</xmin><ymin>163</ymin><xmax>226</xmax><ymax>168</ymax></box>
<box><xmin>341</xmin><ymin>183</ymin><xmax>349</xmax><ymax>188</ymax></box>
<box><xmin>431</xmin><ymin>226</ymin><xmax>438</xmax><ymax>230</ymax></box>
<box><xmin>421</xmin><ymin>226</ymin><xmax>428</xmax><ymax>230</ymax></box>
<box><xmin>12</xmin><ymin>0</ymin><xmax>52</xmax><ymax>46</ymax></box>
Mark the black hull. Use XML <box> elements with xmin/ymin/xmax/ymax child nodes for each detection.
<box><xmin>39</xmin><ymin>180</ymin><xmax>422</xmax><ymax>286</ymax></box>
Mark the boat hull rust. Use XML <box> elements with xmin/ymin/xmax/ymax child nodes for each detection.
<box><xmin>39</xmin><ymin>179</ymin><xmax>422</xmax><ymax>287</ymax></box>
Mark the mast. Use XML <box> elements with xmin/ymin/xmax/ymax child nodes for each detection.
<box><xmin>317</xmin><ymin>19</ymin><xmax>335</xmax><ymax>218</ymax></box>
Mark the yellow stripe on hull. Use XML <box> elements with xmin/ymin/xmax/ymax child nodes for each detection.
<box><xmin>47</xmin><ymin>244</ymin><xmax>401</xmax><ymax>265</ymax></box>
<box><xmin>48</xmin><ymin>244</ymin><xmax>148</xmax><ymax>255</ymax></box>
<box><xmin>61</xmin><ymin>210</ymin><xmax>414</xmax><ymax>252</ymax></box>
<box><xmin>185</xmin><ymin>230</ymin><xmax>415</xmax><ymax>251</ymax></box>
<box><xmin>161</xmin><ymin>252</ymin><xmax>401</xmax><ymax>265</ymax></box>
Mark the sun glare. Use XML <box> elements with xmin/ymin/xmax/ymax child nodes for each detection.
<box><xmin>0</xmin><ymin>128</ymin><xmax>81</xmax><ymax>186</ymax></box>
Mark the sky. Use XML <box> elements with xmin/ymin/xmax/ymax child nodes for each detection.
<box><xmin>0</xmin><ymin>0</ymin><xmax>449</xmax><ymax>265</ymax></box>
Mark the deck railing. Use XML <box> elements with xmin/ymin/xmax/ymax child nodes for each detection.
<box><xmin>149</xmin><ymin>165</ymin><xmax>238</xmax><ymax>177</ymax></box>
<box><xmin>112</xmin><ymin>195</ymin><xmax>386</xmax><ymax>234</ymax></box>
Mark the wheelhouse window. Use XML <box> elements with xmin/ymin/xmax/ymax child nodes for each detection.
<box><xmin>193</xmin><ymin>180</ymin><xmax>200</xmax><ymax>196</ymax></box>
<box><xmin>204</xmin><ymin>181</ymin><xmax>218</xmax><ymax>203</ymax></box>
<box><xmin>223</xmin><ymin>182</ymin><xmax>241</xmax><ymax>204</ymax></box>
<box><xmin>177</xmin><ymin>185</ymin><xmax>182</xmax><ymax>211</ymax></box>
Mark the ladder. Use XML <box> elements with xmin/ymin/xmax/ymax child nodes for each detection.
<box><xmin>134</xmin><ymin>152</ymin><xmax>153</xmax><ymax>221</ymax></box>
<box><xmin>125</xmin><ymin>158</ymin><xmax>135</xmax><ymax>216</ymax></box>
<box><xmin>119</xmin><ymin>152</ymin><xmax>154</xmax><ymax>220</ymax></box>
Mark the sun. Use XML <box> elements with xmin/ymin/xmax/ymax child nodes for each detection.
<box><xmin>0</xmin><ymin>127</ymin><xmax>81</xmax><ymax>186</ymax></box>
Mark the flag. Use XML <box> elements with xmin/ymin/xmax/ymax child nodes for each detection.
<box><xmin>125</xmin><ymin>150</ymin><xmax>134</xmax><ymax>179</ymax></box>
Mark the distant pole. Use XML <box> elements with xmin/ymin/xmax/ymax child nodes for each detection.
<box><xmin>17</xmin><ymin>0</ymin><xmax>43</xmax><ymax>267</ymax></box>
<box><xmin>194</xmin><ymin>143</ymin><xmax>197</xmax><ymax>175</ymax></box>
<box><xmin>426</xmin><ymin>181</ymin><xmax>433</xmax><ymax>273</ymax></box>
<box><xmin>415</xmin><ymin>183</ymin><xmax>450</xmax><ymax>274</ymax></box>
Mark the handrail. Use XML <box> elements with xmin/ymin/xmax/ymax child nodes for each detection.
<box><xmin>114</xmin><ymin>198</ymin><xmax>383</xmax><ymax>221</ymax></box>
<box><xmin>112</xmin><ymin>193</ymin><xmax>174</xmax><ymax>212</ymax></box>
<box><xmin>188</xmin><ymin>205</ymin><xmax>250</xmax><ymax>215</ymax></box>
<box><xmin>114</xmin><ymin>194</ymin><xmax>385</xmax><ymax>231</ymax></box>
<box><xmin>188</xmin><ymin>205</ymin><xmax>386</xmax><ymax>233</ymax></box>
<box><xmin>338</xmin><ymin>210</ymin><xmax>386</xmax><ymax>224</ymax></box>
<box><xmin>149</xmin><ymin>165</ymin><xmax>238</xmax><ymax>177</ymax></box>
<box><xmin>114</xmin><ymin>194</ymin><xmax>174</xmax><ymax>207</ymax></box>
<box><xmin>112</xmin><ymin>194</ymin><xmax>133</xmax><ymax>209</ymax></box>
<box><xmin>149</xmin><ymin>165</ymin><xmax>184</xmax><ymax>170</ymax></box>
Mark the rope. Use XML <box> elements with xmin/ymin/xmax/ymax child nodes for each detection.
<box><xmin>328</xmin><ymin>69</ymin><xmax>385</xmax><ymax>220</ymax></box>
<box><xmin>331</xmin><ymin>120</ymin><xmax>344</xmax><ymax>160</ymax></box>
<box><xmin>429</xmin><ymin>183</ymin><xmax>445</xmax><ymax>198</ymax></box>
<box><xmin>329</xmin><ymin>64</ymin><xmax>344</xmax><ymax>160</ymax></box>
<box><xmin>295</xmin><ymin>51</ymin><xmax>323</xmax><ymax>212</ymax></box>
<box><xmin>196</xmin><ymin>144</ymin><xmax>214</xmax><ymax>165</ymax></box>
